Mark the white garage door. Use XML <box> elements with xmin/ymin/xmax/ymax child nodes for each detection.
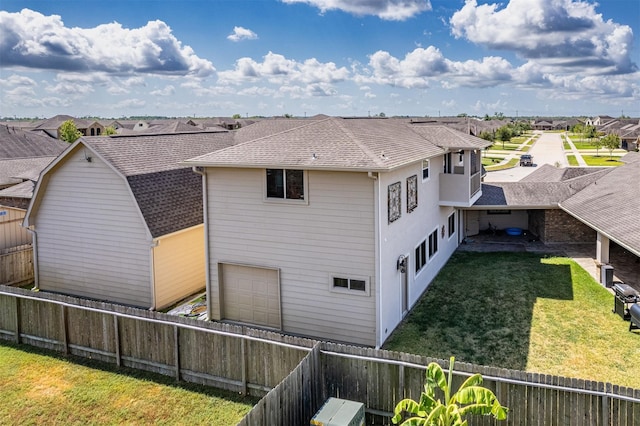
<box><xmin>220</xmin><ymin>264</ymin><xmax>281</xmax><ymax>329</ymax></box>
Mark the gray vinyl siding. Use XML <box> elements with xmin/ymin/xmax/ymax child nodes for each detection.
<box><xmin>207</xmin><ymin>168</ymin><xmax>377</xmax><ymax>346</ymax></box>
<box><xmin>33</xmin><ymin>148</ymin><xmax>152</xmax><ymax>307</ymax></box>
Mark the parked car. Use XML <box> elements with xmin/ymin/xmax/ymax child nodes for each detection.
<box><xmin>519</xmin><ymin>154</ymin><xmax>534</xmax><ymax>166</ymax></box>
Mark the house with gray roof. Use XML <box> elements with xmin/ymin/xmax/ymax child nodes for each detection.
<box><xmin>0</xmin><ymin>124</ymin><xmax>68</xmax><ymax>255</ymax></box>
<box><xmin>467</xmin><ymin>155</ymin><xmax>640</xmax><ymax>272</ymax></box>
<box><xmin>183</xmin><ymin>116</ymin><xmax>491</xmax><ymax>347</ymax></box>
<box><xmin>23</xmin><ymin>131</ymin><xmax>235</xmax><ymax>309</ymax></box>
<box><xmin>559</xmin><ymin>152</ymin><xmax>640</xmax><ymax>264</ymax></box>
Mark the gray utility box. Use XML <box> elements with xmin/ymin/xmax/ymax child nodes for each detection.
<box><xmin>601</xmin><ymin>264</ymin><xmax>614</xmax><ymax>287</ymax></box>
<box><xmin>311</xmin><ymin>397</ymin><xmax>365</xmax><ymax>426</ymax></box>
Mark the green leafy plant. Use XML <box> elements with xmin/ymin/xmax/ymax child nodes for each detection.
<box><xmin>392</xmin><ymin>357</ymin><xmax>508</xmax><ymax>426</ymax></box>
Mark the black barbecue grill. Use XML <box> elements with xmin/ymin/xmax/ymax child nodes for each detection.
<box><xmin>612</xmin><ymin>283</ymin><xmax>640</xmax><ymax>320</ymax></box>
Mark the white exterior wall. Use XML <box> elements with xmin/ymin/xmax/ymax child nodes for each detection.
<box><xmin>32</xmin><ymin>147</ymin><xmax>152</xmax><ymax>307</ymax></box>
<box><xmin>206</xmin><ymin>168</ymin><xmax>377</xmax><ymax>346</ymax></box>
<box><xmin>377</xmin><ymin>155</ymin><xmax>460</xmax><ymax>346</ymax></box>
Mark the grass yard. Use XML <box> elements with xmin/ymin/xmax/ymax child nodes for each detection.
<box><xmin>484</xmin><ymin>157</ymin><xmax>519</xmax><ymax>171</ymax></box>
<box><xmin>582</xmin><ymin>155</ymin><xmax>624</xmax><ymax>166</ymax></box>
<box><xmin>0</xmin><ymin>343</ymin><xmax>257</xmax><ymax>425</ymax></box>
<box><xmin>566</xmin><ymin>154</ymin><xmax>579</xmax><ymax>166</ymax></box>
<box><xmin>383</xmin><ymin>252</ymin><xmax>640</xmax><ymax>389</ymax></box>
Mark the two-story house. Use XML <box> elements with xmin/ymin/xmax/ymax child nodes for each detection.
<box><xmin>184</xmin><ymin>117</ymin><xmax>490</xmax><ymax>347</ymax></box>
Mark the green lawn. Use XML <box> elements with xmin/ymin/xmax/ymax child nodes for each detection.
<box><xmin>582</xmin><ymin>155</ymin><xmax>624</xmax><ymax>166</ymax></box>
<box><xmin>383</xmin><ymin>252</ymin><xmax>640</xmax><ymax>389</ymax></box>
<box><xmin>484</xmin><ymin>157</ymin><xmax>519</xmax><ymax>171</ymax></box>
<box><xmin>0</xmin><ymin>343</ymin><xmax>257</xmax><ymax>425</ymax></box>
<box><xmin>566</xmin><ymin>154</ymin><xmax>579</xmax><ymax>166</ymax></box>
<box><xmin>481</xmin><ymin>156</ymin><xmax>505</xmax><ymax>166</ymax></box>
<box><xmin>488</xmin><ymin>142</ymin><xmax>521</xmax><ymax>151</ymax></box>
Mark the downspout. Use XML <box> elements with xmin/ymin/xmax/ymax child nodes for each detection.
<box><xmin>149</xmin><ymin>239</ymin><xmax>159</xmax><ymax>310</ymax></box>
<box><xmin>367</xmin><ymin>171</ymin><xmax>382</xmax><ymax>348</ymax></box>
<box><xmin>25</xmin><ymin>227</ymin><xmax>39</xmax><ymax>290</ymax></box>
<box><xmin>192</xmin><ymin>166</ymin><xmax>212</xmax><ymax>321</ymax></box>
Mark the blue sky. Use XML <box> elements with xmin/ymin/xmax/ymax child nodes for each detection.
<box><xmin>1</xmin><ymin>0</ymin><xmax>638</xmax><ymax>119</ymax></box>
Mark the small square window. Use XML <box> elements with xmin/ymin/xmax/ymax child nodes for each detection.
<box><xmin>350</xmin><ymin>280</ymin><xmax>366</xmax><ymax>292</ymax></box>
<box><xmin>266</xmin><ymin>169</ymin><xmax>305</xmax><ymax>200</ymax></box>
<box><xmin>333</xmin><ymin>277</ymin><xmax>348</xmax><ymax>289</ymax></box>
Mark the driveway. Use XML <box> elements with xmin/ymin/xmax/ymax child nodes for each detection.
<box><xmin>484</xmin><ymin>131</ymin><xmax>566</xmax><ymax>182</ymax></box>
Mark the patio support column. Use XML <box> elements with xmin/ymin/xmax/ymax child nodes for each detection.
<box><xmin>596</xmin><ymin>232</ymin><xmax>610</xmax><ymax>264</ymax></box>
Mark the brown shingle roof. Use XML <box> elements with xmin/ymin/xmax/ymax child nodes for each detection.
<box><xmin>0</xmin><ymin>124</ymin><xmax>68</xmax><ymax>159</ymax></box>
<box><xmin>185</xmin><ymin>117</ymin><xmax>487</xmax><ymax>171</ymax></box>
<box><xmin>78</xmin><ymin>131</ymin><xmax>235</xmax><ymax>238</ymax></box>
<box><xmin>560</xmin><ymin>153</ymin><xmax>640</xmax><ymax>255</ymax></box>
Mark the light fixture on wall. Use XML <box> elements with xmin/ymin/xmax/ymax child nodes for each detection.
<box><xmin>83</xmin><ymin>149</ymin><xmax>92</xmax><ymax>162</ymax></box>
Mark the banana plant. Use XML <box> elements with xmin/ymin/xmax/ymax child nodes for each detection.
<box><xmin>392</xmin><ymin>357</ymin><xmax>508</xmax><ymax>426</ymax></box>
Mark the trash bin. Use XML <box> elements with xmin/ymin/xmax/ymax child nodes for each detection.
<box><xmin>601</xmin><ymin>264</ymin><xmax>614</xmax><ymax>287</ymax></box>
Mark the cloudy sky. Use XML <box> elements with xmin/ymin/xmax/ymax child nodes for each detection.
<box><xmin>1</xmin><ymin>0</ymin><xmax>638</xmax><ymax>119</ymax></box>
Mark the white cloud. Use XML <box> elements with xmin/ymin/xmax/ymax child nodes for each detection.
<box><xmin>218</xmin><ymin>51</ymin><xmax>350</xmax><ymax>87</ymax></box>
<box><xmin>0</xmin><ymin>9</ymin><xmax>215</xmax><ymax>77</ymax></box>
<box><xmin>227</xmin><ymin>26</ymin><xmax>258</xmax><ymax>42</ymax></box>
<box><xmin>0</xmin><ymin>73</ymin><xmax>38</xmax><ymax>88</ymax></box>
<box><xmin>281</xmin><ymin>0</ymin><xmax>432</xmax><ymax>21</ymax></box>
<box><xmin>150</xmin><ymin>85</ymin><xmax>176</xmax><ymax>96</ymax></box>
<box><xmin>450</xmin><ymin>0</ymin><xmax>637</xmax><ymax>74</ymax></box>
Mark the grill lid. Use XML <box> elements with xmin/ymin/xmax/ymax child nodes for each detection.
<box><xmin>613</xmin><ymin>283</ymin><xmax>639</xmax><ymax>298</ymax></box>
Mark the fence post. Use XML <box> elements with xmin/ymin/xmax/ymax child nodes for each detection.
<box><xmin>173</xmin><ymin>325</ymin><xmax>180</xmax><ymax>382</ymax></box>
<box><xmin>14</xmin><ymin>296</ymin><xmax>20</xmax><ymax>344</ymax></box>
<box><xmin>113</xmin><ymin>315</ymin><xmax>121</xmax><ymax>367</ymax></box>
<box><xmin>602</xmin><ymin>383</ymin><xmax>611</xmax><ymax>426</ymax></box>
<box><xmin>61</xmin><ymin>305</ymin><xmax>69</xmax><ymax>355</ymax></box>
<box><xmin>241</xmin><ymin>337</ymin><xmax>248</xmax><ymax>395</ymax></box>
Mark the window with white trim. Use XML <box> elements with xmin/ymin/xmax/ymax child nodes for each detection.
<box><xmin>415</xmin><ymin>239</ymin><xmax>427</xmax><ymax>274</ymax></box>
<box><xmin>428</xmin><ymin>229</ymin><xmax>438</xmax><ymax>258</ymax></box>
<box><xmin>448</xmin><ymin>212</ymin><xmax>456</xmax><ymax>238</ymax></box>
<box><xmin>422</xmin><ymin>159</ymin><xmax>430</xmax><ymax>180</ymax></box>
<box><xmin>331</xmin><ymin>275</ymin><xmax>369</xmax><ymax>295</ymax></box>
<box><xmin>266</xmin><ymin>169</ymin><xmax>304</xmax><ymax>200</ymax></box>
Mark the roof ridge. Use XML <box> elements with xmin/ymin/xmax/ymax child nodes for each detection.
<box><xmin>332</xmin><ymin>118</ymin><xmax>388</xmax><ymax>167</ymax></box>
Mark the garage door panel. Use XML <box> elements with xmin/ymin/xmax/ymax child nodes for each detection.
<box><xmin>221</xmin><ymin>264</ymin><xmax>281</xmax><ymax>329</ymax></box>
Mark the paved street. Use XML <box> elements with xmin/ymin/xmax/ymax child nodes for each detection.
<box><xmin>484</xmin><ymin>131</ymin><xmax>567</xmax><ymax>182</ymax></box>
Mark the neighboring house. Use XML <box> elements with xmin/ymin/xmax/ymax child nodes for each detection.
<box><xmin>183</xmin><ymin>117</ymin><xmax>490</xmax><ymax>347</ymax></box>
<box><xmin>466</xmin><ymin>165</ymin><xmax>611</xmax><ymax>242</ymax></box>
<box><xmin>559</xmin><ymin>152</ymin><xmax>640</xmax><ymax>263</ymax></box>
<box><xmin>31</xmin><ymin>114</ymin><xmax>104</xmax><ymax>139</ymax></box>
<box><xmin>466</xmin><ymin>154</ymin><xmax>640</xmax><ymax>268</ymax></box>
<box><xmin>23</xmin><ymin>131</ymin><xmax>235</xmax><ymax>310</ymax></box>
<box><xmin>0</xmin><ymin>124</ymin><xmax>68</xmax><ymax>250</ymax></box>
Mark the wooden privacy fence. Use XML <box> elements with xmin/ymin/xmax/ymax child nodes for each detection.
<box><xmin>0</xmin><ymin>285</ymin><xmax>638</xmax><ymax>425</ymax></box>
<box><xmin>0</xmin><ymin>285</ymin><xmax>314</xmax><ymax>397</ymax></box>
<box><xmin>0</xmin><ymin>245</ymin><xmax>33</xmax><ymax>286</ymax></box>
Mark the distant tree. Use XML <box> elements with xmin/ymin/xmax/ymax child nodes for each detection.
<box><xmin>379</xmin><ymin>112</ymin><xmax>386</xmax><ymax>117</ymax></box>
<box><xmin>495</xmin><ymin>126</ymin><xmax>512</xmax><ymax>149</ymax></box>
<box><xmin>479</xmin><ymin>130</ymin><xmax>494</xmax><ymax>142</ymax></box>
<box><xmin>572</xmin><ymin>123</ymin><xmax>584</xmax><ymax>134</ymax></box>
<box><xmin>591</xmin><ymin>136</ymin><xmax>604</xmax><ymax>157</ymax></box>
<box><xmin>483</xmin><ymin>114</ymin><xmax>491</xmax><ymax>121</ymax></box>
<box><xmin>583</xmin><ymin>125</ymin><xmax>597</xmax><ymax>141</ymax></box>
<box><xmin>103</xmin><ymin>126</ymin><xmax>117</xmax><ymax>136</ymax></box>
<box><xmin>283</xmin><ymin>113</ymin><xmax>293</xmax><ymax>118</ymax></box>
<box><xmin>232</xmin><ymin>113</ymin><xmax>242</xmax><ymax>119</ymax></box>
<box><xmin>601</xmin><ymin>134</ymin><xmax>621</xmax><ymax>160</ymax></box>
<box><xmin>493</xmin><ymin>112</ymin><xmax>505</xmax><ymax>120</ymax></box>
<box><xmin>457</xmin><ymin>113</ymin><xmax>468</xmax><ymax>117</ymax></box>
<box><xmin>58</xmin><ymin>120</ymin><xmax>82</xmax><ymax>143</ymax></box>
